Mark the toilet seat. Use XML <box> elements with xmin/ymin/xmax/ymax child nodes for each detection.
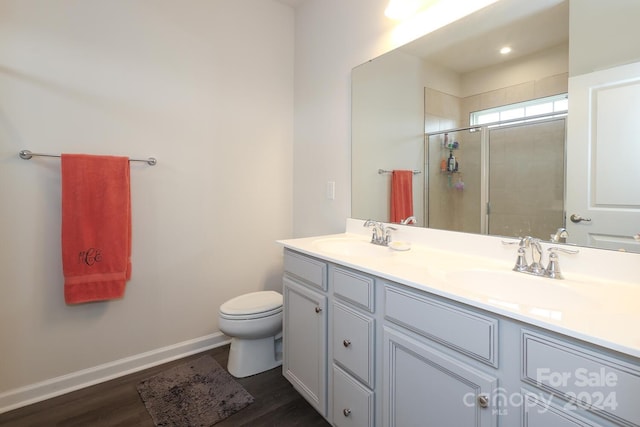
<box><xmin>219</xmin><ymin>291</ymin><xmax>283</xmax><ymax>319</ymax></box>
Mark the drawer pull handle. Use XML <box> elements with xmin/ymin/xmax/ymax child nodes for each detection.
<box><xmin>477</xmin><ymin>394</ymin><xmax>489</xmax><ymax>409</ymax></box>
<box><xmin>314</xmin><ymin>306</ymin><xmax>322</xmax><ymax>313</ymax></box>
<box><xmin>343</xmin><ymin>408</ymin><xmax>352</xmax><ymax>417</ymax></box>
<box><xmin>343</xmin><ymin>339</ymin><xmax>351</xmax><ymax>347</ymax></box>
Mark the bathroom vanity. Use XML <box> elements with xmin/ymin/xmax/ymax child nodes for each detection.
<box><xmin>279</xmin><ymin>219</ymin><xmax>640</xmax><ymax>427</ymax></box>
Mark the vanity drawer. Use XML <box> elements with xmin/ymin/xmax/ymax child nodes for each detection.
<box><xmin>384</xmin><ymin>285</ymin><xmax>498</xmax><ymax>367</ymax></box>
<box><xmin>332</xmin><ymin>301</ymin><xmax>375</xmax><ymax>387</ymax></box>
<box><xmin>332</xmin><ymin>365</ymin><xmax>374</xmax><ymax>427</ymax></box>
<box><xmin>522</xmin><ymin>330</ymin><xmax>640</xmax><ymax>427</ymax></box>
<box><xmin>284</xmin><ymin>249</ymin><xmax>327</xmax><ymax>291</ymax></box>
<box><xmin>522</xmin><ymin>391</ymin><xmax>601</xmax><ymax>427</ymax></box>
<box><xmin>331</xmin><ymin>266</ymin><xmax>374</xmax><ymax>312</ymax></box>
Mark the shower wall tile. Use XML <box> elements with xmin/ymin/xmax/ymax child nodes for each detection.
<box><xmin>534</xmin><ymin>73</ymin><xmax>568</xmax><ymax>99</ymax></box>
<box><xmin>504</xmin><ymin>82</ymin><xmax>535</xmax><ymax>105</ymax></box>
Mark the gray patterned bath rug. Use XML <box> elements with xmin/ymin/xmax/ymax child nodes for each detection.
<box><xmin>137</xmin><ymin>355</ymin><xmax>254</xmax><ymax>426</ymax></box>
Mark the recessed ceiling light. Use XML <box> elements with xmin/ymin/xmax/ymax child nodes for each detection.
<box><xmin>500</xmin><ymin>46</ymin><xmax>512</xmax><ymax>55</ymax></box>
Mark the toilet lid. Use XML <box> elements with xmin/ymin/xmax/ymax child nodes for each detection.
<box><xmin>220</xmin><ymin>291</ymin><xmax>283</xmax><ymax>316</ymax></box>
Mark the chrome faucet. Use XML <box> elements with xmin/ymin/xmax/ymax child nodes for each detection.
<box><xmin>550</xmin><ymin>227</ymin><xmax>569</xmax><ymax>243</ymax></box>
<box><xmin>400</xmin><ymin>216</ymin><xmax>417</xmax><ymax>225</ymax></box>
<box><xmin>503</xmin><ymin>237</ymin><xmax>579</xmax><ymax>279</ymax></box>
<box><xmin>363</xmin><ymin>220</ymin><xmax>396</xmax><ymax>246</ymax></box>
<box><xmin>528</xmin><ymin>238</ymin><xmax>545</xmax><ymax>275</ymax></box>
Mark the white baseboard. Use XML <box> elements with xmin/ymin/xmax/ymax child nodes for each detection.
<box><xmin>0</xmin><ymin>332</ymin><xmax>230</xmax><ymax>414</ymax></box>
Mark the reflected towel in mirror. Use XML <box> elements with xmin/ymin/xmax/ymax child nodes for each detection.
<box><xmin>390</xmin><ymin>170</ymin><xmax>413</xmax><ymax>223</ymax></box>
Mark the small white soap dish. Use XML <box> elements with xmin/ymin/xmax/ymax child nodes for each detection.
<box><xmin>389</xmin><ymin>241</ymin><xmax>411</xmax><ymax>251</ymax></box>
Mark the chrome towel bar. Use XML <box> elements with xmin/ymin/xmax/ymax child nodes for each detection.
<box><xmin>378</xmin><ymin>169</ymin><xmax>420</xmax><ymax>175</ymax></box>
<box><xmin>19</xmin><ymin>150</ymin><xmax>157</xmax><ymax>166</ymax></box>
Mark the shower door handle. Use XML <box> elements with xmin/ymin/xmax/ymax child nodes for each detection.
<box><xmin>570</xmin><ymin>214</ymin><xmax>591</xmax><ymax>223</ymax></box>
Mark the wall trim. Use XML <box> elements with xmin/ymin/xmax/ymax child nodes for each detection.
<box><xmin>0</xmin><ymin>332</ymin><xmax>230</xmax><ymax>414</ymax></box>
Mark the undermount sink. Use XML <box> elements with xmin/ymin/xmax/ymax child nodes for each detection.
<box><xmin>312</xmin><ymin>237</ymin><xmax>392</xmax><ymax>258</ymax></box>
<box><xmin>445</xmin><ymin>269</ymin><xmax>596</xmax><ymax>311</ymax></box>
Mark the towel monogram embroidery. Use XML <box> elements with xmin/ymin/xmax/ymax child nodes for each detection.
<box><xmin>79</xmin><ymin>248</ymin><xmax>103</xmax><ymax>266</ymax></box>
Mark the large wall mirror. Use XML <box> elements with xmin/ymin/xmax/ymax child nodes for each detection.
<box><xmin>352</xmin><ymin>0</ymin><xmax>640</xmax><ymax>253</ymax></box>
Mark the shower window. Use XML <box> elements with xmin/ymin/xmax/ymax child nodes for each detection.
<box><xmin>470</xmin><ymin>94</ymin><xmax>568</xmax><ymax>127</ymax></box>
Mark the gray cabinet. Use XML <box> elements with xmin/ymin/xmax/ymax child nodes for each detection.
<box><xmin>331</xmin><ymin>266</ymin><xmax>376</xmax><ymax>427</ymax></box>
<box><xmin>382</xmin><ymin>282</ymin><xmax>499</xmax><ymax>426</ymax></box>
<box><xmin>383</xmin><ymin>326</ymin><xmax>498</xmax><ymax>427</ymax></box>
<box><xmin>282</xmin><ymin>251</ymin><xmax>328</xmax><ymax>417</ymax></box>
<box><xmin>521</xmin><ymin>331</ymin><xmax>640</xmax><ymax>427</ymax></box>
<box><xmin>333</xmin><ymin>365</ymin><xmax>374</xmax><ymax>427</ymax></box>
<box><xmin>281</xmin><ymin>248</ymin><xmax>639</xmax><ymax>427</ymax></box>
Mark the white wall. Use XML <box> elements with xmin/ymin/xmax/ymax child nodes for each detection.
<box><xmin>352</xmin><ymin>50</ymin><xmax>425</xmax><ymax>225</ymax></box>
<box><xmin>569</xmin><ymin>0</ymin><xmax>640</xmax><ymax>76</ymax></box>
<box><xmin>292</xmin><ymin>0</ymin><xmax>397</xmax><ymax>236</ymax></box>
<box><xmin>0</xmin><ymin>0</ymin><xmax>293</xmax><ymax>410</ymax></box>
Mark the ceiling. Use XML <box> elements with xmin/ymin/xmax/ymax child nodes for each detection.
<box><xmin>399</xmin><ymin>0</ymin><xmax>569</xmax><ymax>74</ymax></box>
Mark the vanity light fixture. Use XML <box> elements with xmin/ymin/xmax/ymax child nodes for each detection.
<box><xmin>388</xmin><ymin>0</ymin><xmax>501</xmax><ymax>46</ymax></box>
<box><xmin>385</xmin><ymin>0</ymin><xmax>427</xmax><ymax>20</ymax></box>
<box><xmin>500</xmin><ymin>46</ymin><xmax>512</xmax><ymax>55</ymax></box>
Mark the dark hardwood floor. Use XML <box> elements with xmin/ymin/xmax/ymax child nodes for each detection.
<box><xmin>0</xmin><ymin>345</ymin><xmax>330</xmax><ymax>427</ymax></box>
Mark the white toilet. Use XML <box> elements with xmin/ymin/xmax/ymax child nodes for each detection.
<box><xmin>218</xmin><ymin>290</ymin><xmax>283</xmax><ymax>378</ymax></box>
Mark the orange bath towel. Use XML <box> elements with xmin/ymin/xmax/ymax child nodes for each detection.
<box><xmin>390</xmin><ymin>170</ymin><xmax>413</xmax><ymax>223</ymax></box>
<box><xmin>61</xmin><ymin>154</ymin><xmax>131</xmax><ymax>304</ymax></box>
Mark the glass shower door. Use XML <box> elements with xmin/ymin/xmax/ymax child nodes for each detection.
<box><xmin>487</xmin><ymin>117</ymin><xmax>566</xmax><ymax>240</ymax></box>
<box><xmin>426</xmin><ymin>128</ymin><xmax>482</xmax><ymax>234</ymax></box>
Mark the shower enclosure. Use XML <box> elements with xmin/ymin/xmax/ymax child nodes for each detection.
<box><xmin>426</xmin><ymin>115</ymin><xmax>566</xmax><ymax>240</ymax></box>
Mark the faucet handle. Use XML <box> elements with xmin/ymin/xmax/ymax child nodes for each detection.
<box><xmin>548</xmin><ymin>246</ymin><xmax>579</xmax><ymax>255</ymax></box>
<box><xmin>503</xmin><ymin>237</ymin><xmax>530</xmax><ymax>272</ymax></box>
<box><xmin>384</xmin><ymin>226</ymin><xmax>397</xmax><ymax>244</ymax></box>
<box><xmin>512</xmin><ymin>247</ymin><xmax>529</xmax><ymax>272</ymax></box>
<box><xmin>545</xmin><ymin>247</ymin><xmax>579</xmax><ymax>279</ymax></box>
<box><xmin>371</xmin><ymin>227</ymin><xmax>380</xmax><ymax>243</ymax></box>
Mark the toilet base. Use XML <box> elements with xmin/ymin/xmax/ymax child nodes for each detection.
<box><xmin>227</xmin><ymin>335</ymin><xmax>283</xmax><ymax>378</ymax></box>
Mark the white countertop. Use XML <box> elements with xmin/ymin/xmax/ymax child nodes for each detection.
<box><xmin>278</xmin><ymin>219</ymin><xmax>640</xmax><ymax>359</ymax></box>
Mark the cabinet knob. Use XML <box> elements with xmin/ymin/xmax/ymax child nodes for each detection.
<box><xmin>343</xmin><ymin>408</ymin><xmax>352</xmax><ymax>417</ymax></box>
<box><xmin>343</xmin><ymin>339</ymin><xmax>351</xmax><ymax>347</ymax></box>
<box><xmin>477</xmin><ymin>394</ymin><xmax>489</xmax><ymax>409</ymax></box>
<box><xmin>314</xmin><ymin>306</ymin><xmax>322</xmax><ymax>313</ymax></box>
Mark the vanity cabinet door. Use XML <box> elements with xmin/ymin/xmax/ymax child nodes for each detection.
<box><xmin>283</xmin><ymin>277</ymin><xmax>328</xmax><ymax>417</ymax></box>
<box><xmin>383</xmin><ymin>327</ymin><xmax>498</xmax><ymax>427</ymax></box>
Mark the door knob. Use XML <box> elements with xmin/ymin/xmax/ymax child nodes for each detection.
<box><xmin>570</xmin><ymin>214</ymin><xmax>592</xmax><ymax>223</ymax></box>
<box><xmin>343</xmin><ymin>408</ymin><xmax>352</xmax><ymax>417</ymax></box>
<box><xmin>343</xmin><ymin>339</ymin><xmax>351</xmax><ymax>347</ymax></box>
<box><xmin>314</xmin><ymin>306</ymin><xmax>322</xmax><ymax>313</ymax></box>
